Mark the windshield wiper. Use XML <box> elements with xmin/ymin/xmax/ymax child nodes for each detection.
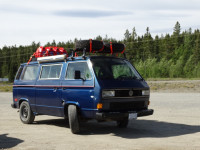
<box><xmin>116</xmin><ymin>75</ymin><xmax>132</xmax><ymax>80</ymax></box>
<box><xmin>116</xmin><ymin>76</ymin><xmax>142</xmax><ymax>80</ymax></box>
<box><xmin>132</xmin><ymin>76</ymin><xmax>144</xmax><ymax>81</ymax></box>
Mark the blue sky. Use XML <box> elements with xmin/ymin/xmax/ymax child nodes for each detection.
<box><xmin>0</xmin><ymin>0</ymin><xmax>200</xmax><ymax>47</ymax></box>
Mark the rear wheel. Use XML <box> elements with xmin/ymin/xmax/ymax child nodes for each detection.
<box><xmin>64</xmin><ymin>115</ymin><xmax>69</xmax><ymax>124</ymax></box>
<box><xmin>68</xmin><ymin>105</ymin><xmax>80</xmax><ymax>134</ymax></box>
<box><xmin>116</xmin><ymin>117</ymin><xmax>129</xmax><ymax>128</ymax></box>
<box><xmin>19</xmin><ymin>101</ymin><xmax>35</xmax><ymax>124</ymax></box>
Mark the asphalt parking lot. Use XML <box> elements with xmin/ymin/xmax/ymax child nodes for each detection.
<box><xmin>0</xmin><ymin>92</ymin><xmax>200</xmax><ymax>150</ymax></box>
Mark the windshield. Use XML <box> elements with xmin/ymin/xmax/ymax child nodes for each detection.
<box><xmin>90</xmin><ymin>58</ymin><xmax>142</xmax><ymax>80</ymax></box>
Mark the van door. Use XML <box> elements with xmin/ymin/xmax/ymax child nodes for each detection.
<box><xmin>61</xmin><ymin>61</ymin><xmax>95</xmax><ymax>118</ymax></box>
<box><xmin>35</xmin><ymin>63</ymin><xmax>63</xmax><ymax>116</ymax></box>
<box><xmin>15</xmin><ymin>65</ymin><xmax>39</xmax><ymax>112</ymax></box>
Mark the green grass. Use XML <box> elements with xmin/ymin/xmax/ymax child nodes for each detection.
<box><xmin>146</xmin><ymin>78</ymin><xmax>200</xmax><ymax>81</ymax></box>
<box><xmin>0</xmin><ymin>82</ymin><xmax>13</xmax><ymax>92</ymax></box>
<box><xmin>1</xmin><ymin>79</ymin><xmax>200</xmax><ymax>92</ymax></box>
<box><xmin>147</xmin><ymin>80</ymin><xmax>200</xmax><ymax>92</ymax></box>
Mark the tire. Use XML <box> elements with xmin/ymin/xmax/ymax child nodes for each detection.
<box><xmin>103</xmin><ymin>42</ymin><xmax>125</xmax><ymax>53</ymax></box>
<box><xmin>64</xmin><ymin>115</ymin><xmax>69</xmax><ymax>123</ymax></box>
<box><xmin>75</xmin><ymin>40</ymin><xmax>104</xmax><ymax>52</ymax></box>
<box><xmin>116</xmin><ymin>117</ymin><xmax>129</xmax><ymax>128</ymax></box>
<box><xmin>19</xmin><ymin>101</ymin><xmax>35</xmax><ymax>124</ymax></box>
<box><xmin>68</xmin><ymin>105</ymin><xmax>80</xmax><ymax>134</ymax></box>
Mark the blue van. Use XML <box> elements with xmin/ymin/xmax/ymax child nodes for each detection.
<box><xmin>11</xmin><ymin>40</ymin><xmax>153</xmax><ymax>134</ymax></box>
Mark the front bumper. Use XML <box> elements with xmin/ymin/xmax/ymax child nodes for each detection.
<box><xmin>96</xmin><ymin>109</ymin><xmax>154</xmax><ymax>120</ymax></box>
<box><xmin>11</xmin><ymin>103</ymin><xmax>17</xmax><ymax>108</ymax></box>
<box><xmin>137</xmin><ymin>109</ymin><xmax>154</xmax><ymax>117</ymax></box>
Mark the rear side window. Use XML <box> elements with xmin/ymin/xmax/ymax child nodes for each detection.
<box><xmin>66</xmin><ymin>62</ymin><xmax>92</xmax><ymax>80</ymax></box>
<box><xmin>15</xmin><ymin>66</ymin><xmax>24</xmax><ymax>80</ymax></box>
<box><xmin>40</xmin><ymin>64</ymin><xmax>62</xmax><ymax>79</ymax></box>
<box><xmin>22</xmin><ymin>65</ymin><xmax>38</xmax><ymax>80</ymax></box>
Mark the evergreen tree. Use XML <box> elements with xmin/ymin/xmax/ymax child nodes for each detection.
<box><xmin>0</xmin><ymin>49</ymin><xmax>2</xmax><ymax>77</ymax></box>
<box><xmin>124</xmin><ymin>29</ymin><xmax>131</xmax><ymax>42</ymax></box>
<box><xmin>154</xmin><ymin>35</ymin><xmax>160</xmax><ymax>60</ymax></box>
<box><xmin>194</xmin><ymin>34</ymin><xmax>200</xmax><ymax>64</ymax></box>
<box><xmin>173</xmin><ymin>21</ymin><xmax>182</xmax><ymax>48</ymax></box>
<box><xmin>0</xmin><ymin>22</ymin><xmax>200</xmax><ymax>81</ymax></box>
<box><xmin>126</xmin><ymin>27</ymin><xmax>138</xmax><ymax>62</ymax></box>
<box><xmin>95</xmin><ymin>35</ymin><xmax>103</xmax><ymax>41</ymax></box>
<box><xmin>173</xmin><ymin>21</ymin><xmax>181</xmax><ymax>36</ymax></box>
<box><xmin>143</xmin><ymin>27</ymin><xmax>154</xmax><ymax>59</ymax></box>
<box><xmin>51</xmin><ymin>40</ymin><xmax>57</xmax><ymax>46</ymax></box>
<box><xmin>131</xmin><ymin>27</ymin><xmax>137</xmax><ymax>41</ymax></box>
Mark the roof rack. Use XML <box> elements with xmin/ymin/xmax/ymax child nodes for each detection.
<box><xmin>27</xmin><ymin>39</ymin><xmax>126</xmax><ymax>64</ymax></box>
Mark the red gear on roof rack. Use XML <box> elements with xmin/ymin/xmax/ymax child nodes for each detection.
<box><xmin>110</xmin><ymin>42</ymin><xmax>113</xmax><ymax>54</ymax></box>
<box><xmin>27</xmin><ymin>46</ymin><xmax>68</xmax><ymax>64</ymax></box>
<box><xmin>58</xmin><ymin>47</ymin><xmax>67</xmax><ymax>55</ymax></box>
<box><xmin>45</xmin><ymin>47</ymin><xmax>55</xmax><ymax>56</ymax></box>
<box><xmin>35</xmin><ymin>46</ymin><xmax>46</xmax><ymax>58</ymax></box>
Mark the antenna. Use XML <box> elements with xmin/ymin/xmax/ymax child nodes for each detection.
<box><xmin>70</xmin><ymin>51</ymin><xmax>75</xmax><ymax>60</ymax></box>
<box><xmin>123</xmin><ymin>52</ymin><xmax>127</xmax><ymax>59</ymax></box>
<box><xmin>82</xmin><ymin>48</ymin><xmax>86</xmax><ymax>60</ymax></box>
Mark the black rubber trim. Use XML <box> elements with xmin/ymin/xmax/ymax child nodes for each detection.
<box><xmin>96</xmin><ymin>109</ymin><xmax>154</xmax><ymax>120</ymax></box>
<box><xmin>137</xmin><ymin>109</ymin><xmax>154</xmax><ymax>117</ymax></box>
<box><xmin>11</xmin><ymin>103</ymin><xmax>17</xmax><ymax>108</ymax></box>
<box><xmin>96</xmin><ymin>112</ymin><xmax>128</xmax><ymax>120</ymax></box>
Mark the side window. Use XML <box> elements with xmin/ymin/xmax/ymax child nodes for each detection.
<box><xmin>40</xmin><ymin>64</ymin><xmax>62</xmax><ymax>79</ymax></box>
<box><xmin>15</xmin><ymin>66</ymin><xmax>24</xmax><ymax>80</ymax></box>
<box><xmin>66</xmin><ymin>62</ymin><xmax>92</xmax><ymax>80</ymax></box>
<box><xmin>22</xmin><ymin>66</ymin><xmax>38</xmax><ymax>80</ymax></box>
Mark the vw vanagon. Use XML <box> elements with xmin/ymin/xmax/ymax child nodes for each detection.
<box><xmin>11</xmin><ymin>40</ymin><xmax>153</xmax><ymax>134</ymax></box>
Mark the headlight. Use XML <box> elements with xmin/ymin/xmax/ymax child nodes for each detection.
<box><xmin>102</xmin><ymin>90</ymin><xmax>115</xmax><ymax>98</ymax></box>
<box><xmin>142</xmin><ymin>90</ymin><xmax>150</xmax><ymax>96</ymax></box>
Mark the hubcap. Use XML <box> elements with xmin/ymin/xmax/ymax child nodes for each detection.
<box><xmin>21</xmin><ymin>105</ymin><xmax>28</xmax><ymax>120</ymax></box>
<box><xmin>23</xmin><ymin>108</ymin><xmax>28</xmax><ymax>118</ymax></box>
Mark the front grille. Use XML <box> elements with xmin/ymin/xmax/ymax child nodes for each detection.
<box><xmin>109</xmin><ymin>101</ymin><xmax>145</xmax><ymax>111</ymax></box>
<box><xmin>115</xmin><ymin>90</ymin><xmax>142</xmax><ymax>97</ymax></box>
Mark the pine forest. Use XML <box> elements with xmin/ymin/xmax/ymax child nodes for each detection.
<box><xmin>0</xmin><ymin>21</ymin><xmax>200</xmax><ymax>81</ymax></box>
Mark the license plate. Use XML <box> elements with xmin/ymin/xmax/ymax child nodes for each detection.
<box><xmin>128</xmin><ymin>113</ymin><xmax>137</xmax><ymax>120</ymax></box>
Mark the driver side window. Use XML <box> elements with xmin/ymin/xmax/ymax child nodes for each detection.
<box><xmin>112</xmin><ymin>65</ymin><xmax>133</xmax><ymax>79</ymax></box>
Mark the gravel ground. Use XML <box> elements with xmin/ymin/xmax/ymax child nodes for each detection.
<box><xmin>147</xmin><ymin>80</ymin><xmax>200</xmax><ymax>93</ymax></box>
<box><xmin>0</xmin><ymin>92</ymin><xmax>200</xmax><ymax>150</ymax></box>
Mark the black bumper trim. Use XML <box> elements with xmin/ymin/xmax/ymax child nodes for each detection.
<box><xmin>137</xmin><ymin>109</ymin><xmax>154</xmax><ymax>117</ymax></box>
<box><xmin>11</xmin><ymin>103</ymin><xmax>17</xmax><ymax>108</ymax></box>
<box><xmin>96</xmin><ymin>109</ymin><xmax>154</xmax><ymax>120</ymax></box>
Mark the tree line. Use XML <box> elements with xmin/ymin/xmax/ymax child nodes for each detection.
<box><xmin>0</xmin><ymin>21</ymin><xmax>200</xmax><ymax>81</ymax></box>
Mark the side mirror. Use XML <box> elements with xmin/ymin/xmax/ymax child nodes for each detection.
<box><xmin>75</xmin><ymin>70</ymin><xmax>86</xmax><ymax>81</ymax></box>
<box><xmin>74</xmin><ymin>70</ymin><xmax>81</xmax><ymax>79</ymax></box>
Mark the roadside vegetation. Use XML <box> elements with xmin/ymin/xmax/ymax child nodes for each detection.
<box><xmin>147</xmin><ymin>80</ymin><xmax>200</xmax><ymax>92</ymax></box>
<box><xmin>0</xmin><ymin>21</ymin><xmax>200</xmax><ymax>82</ymax></box>
<box><xmin>0</xmin><ymin>82</ymin><xmax>12</xmax><ymax>92</ymax></box>
<box><xmin>1</xmin><ymin>79</ymin><xmax>200</xmax><ymax>93</ymax></box>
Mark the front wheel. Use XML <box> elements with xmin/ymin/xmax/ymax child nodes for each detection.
<box><xmin>68</xmin><ymin>105</ymin><xmax>80</xmax><ymax>134</ymax></box>
<box><xmin>19</xmin><ymin>101</ymin><xmax>35</xmax><ymax>124</ymax></box>
<box><xmin>116</xmin><ymin>117</ymin><xmax>129</xmax><ymax>128</ymax></box>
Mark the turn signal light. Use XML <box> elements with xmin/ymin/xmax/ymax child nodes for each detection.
<box><xmin>14</xmin><ymin>98</ymin><xmax>18</xmax><ymax>102</ymax></box>
<box><xmin>97</xmin><ymin>103</ymin><xmax>103</xmax><ymax>109</ymax></box>
<box><xmin>148</xmin><ymin>101</ymin><xmax>150</xmax><ymax>105</ymax></box>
